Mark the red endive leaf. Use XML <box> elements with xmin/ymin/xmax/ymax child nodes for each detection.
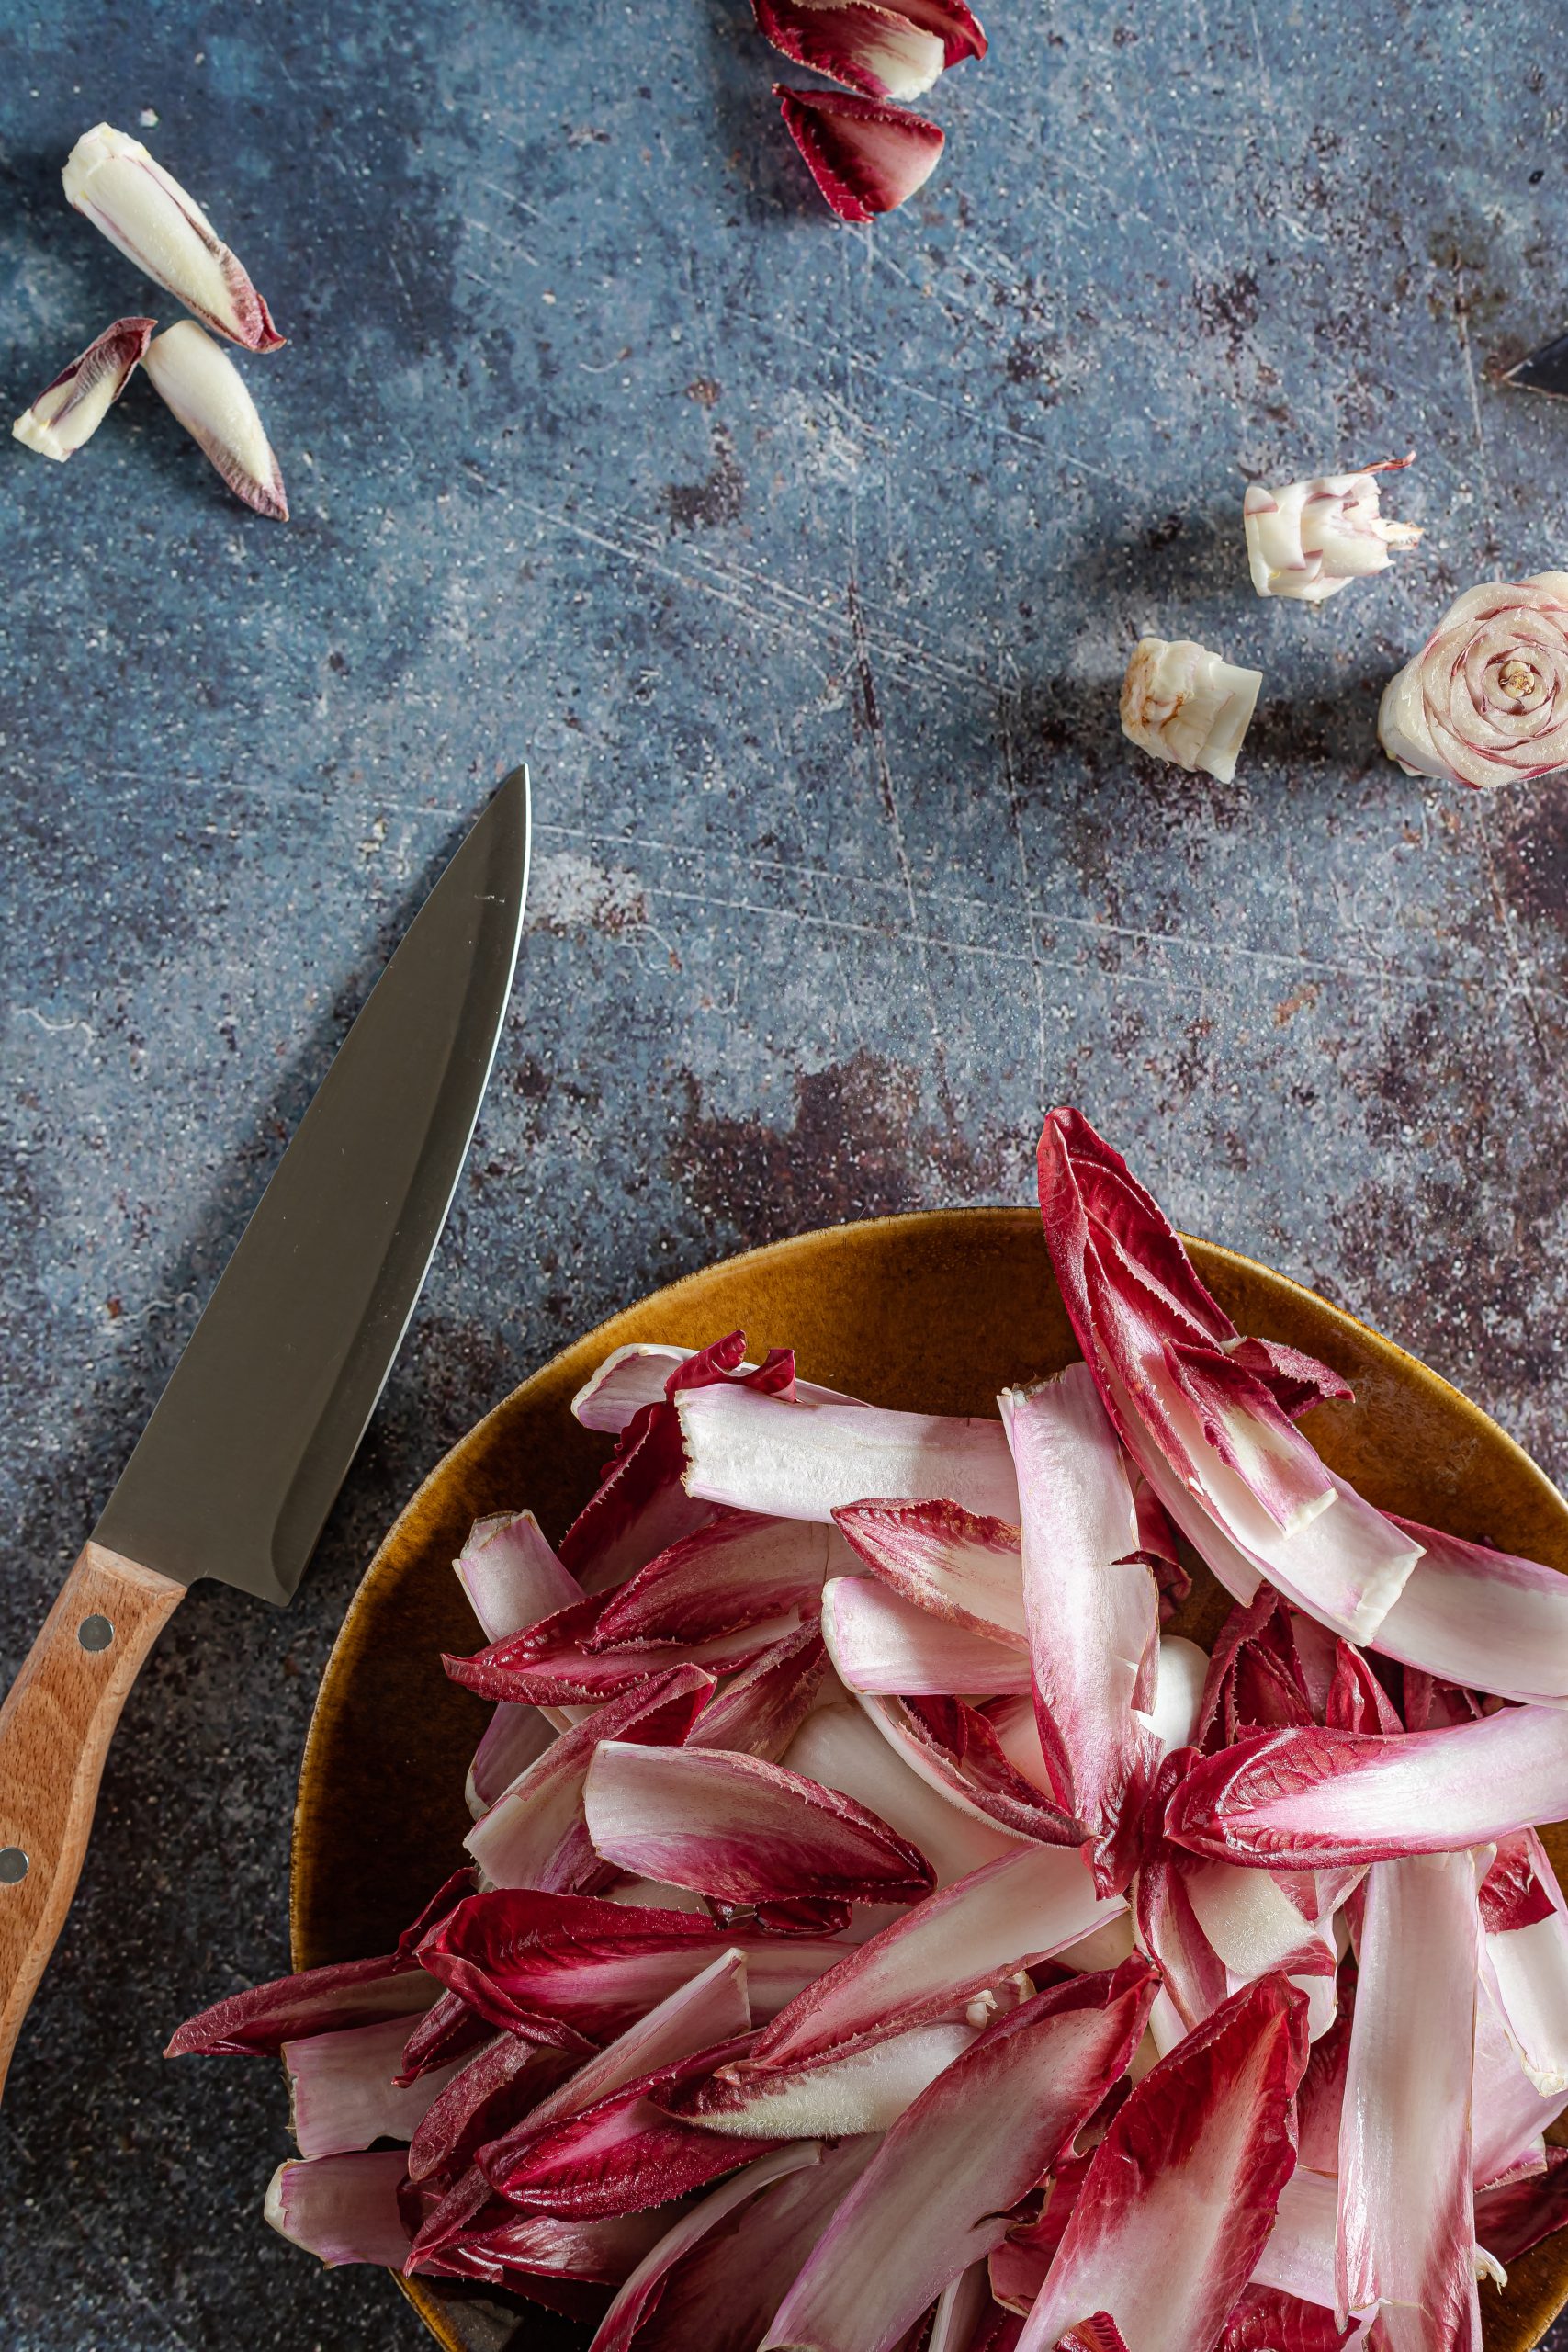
<box><xmin>1337</xmin><ymin>1852</ymin><xmax>1481</xmax><ymax>2336</ymax></box>
<box><xmin>414</xmin><ymin>2201</ymin><xmax>671</xmax><ymax>2290</ymax></box>
<box><xmin>1054</xmin><ymin>2324</ymin><xmax>1129</xmax><ymax>2352</ymax></box>
<box><xmin>464</xmin><ymin>1665</ymin><xmax>714</xmax><ymax>1892</ymax></box>
<box><xmin>284</xmin><ymin>2015</ymin><xmax>467</xmax><ymax>2160</ymax></box>
<box><xmin>400</xmin><ymin>1987</ymin><xmax>530</xmax><ymax>2082</ymax></box>
<box><xmin>582</xmin><ymin>1741</ymin><xmax>934</xmax><ymax>1905</ymax></box>
<box><xmin>167</xmin><ymin>1949</ymin><xmax>439</xmax><ymax>2058</ymax></box>
<box><xmin>1165</xmin><ymin>1709</ymin><xmax>1568</xmax><ymax>1870</ymax></box>
<box><xmin>12</xmin><ymin>313</ymin><xmax>155</xmax><ymax>459</ymax></box>
<box><xmin>417</xmin><ymin>1888</ymin><xmax>846</xmax><ymax>2042</ymax></box>
<box><xmin>824</xmin><ymin>1575</ymin><xmax>1030</xmax><ymax>1696</ymax></box>
<box><xmin>690</xmin><ymin>1623</ymin><xmax>831</xmax><ymax>1761</ymax></box>
<box><xmin>574</xmin><ymin>1338</ymin><xmax>856</xmax><ymax>1437</ymax></box>
<box><xmin>1250</xmin><ymin>2163</ymin><xmax>1339</xmax><ymax>2311</ymax></box>
<box><xmin>589</xmin><ymin>2142</ymin><xmax>826</xmax><ymax>2352</ymax></box>
<box><xmin>457</xmin><ymin>1509</ymin><xmax>583</xmax><ymax>1641</ymax></box>
<box><xmin>481</xmin><ymin>2033</ymin><xmax>774</xmax><ymax>2215</ymax></box>
<box><xmin>776</xmin><ymin>85</ymin><xmax>943</xmax><ymax>221</ymax></box>
<box><xmin>406</xmin><ymin>2032</ymin><xmax>582</xmax><ymax>2184</ymax></box>
<box><xmin>1133</xmin><ymin>1748</ymin><xmax>1228</xmax><ymax>2037</ymax></box>
<box><xmin>412</xmin><ymin>1950</ymin><xmax>752</xmax><ymax>2263</ymax></box>
<box><xmin>1325</xmin><ymin>1641</ymin><xmax>1404</xmax><ymax>1735</ymax></box>
<box><xmin>469</xmin><ymin>1700</ymin><xmax>558</xmax><ymax>1815</ymax></box>
<box><xmin>1472</xmin><ymin>2144</ymin><xmax>1568</xmax><ymax>2265</ymax></box>
<box><xmin>1036</xmin><ymin>1110</ymin><xmax>1417</xmax><ymax>1644</ymax></box>
<box><xmin>833</xmin><ymin>1498</ymin><xmax>1028</xmax><ymax>1650</ymax></box>
<box><xmin>665</xmin><ymin>2019</ymin><xmax>976</xmax><ymax>2138</ymax></box>
<box><xmin>446</xmin><ymin>1593</ymin><xmax>796</xmax><ymax>1705</ymax></box>
<box><xmin>1000</xmin><ymin>1365</ymin><xmax>1159</xmax><ymax>1894</ymax></box>
<box><xmin>987</xmin><ymin>2157</ymin><xmax>1090</xmax><ymax>2312</ymax></box>
<box><xmin>857</xmin><ymin>1689</ymin><xmax>1086</xmax><ymax>1849</ymax></box>
<box><xmin>1216</xmin><ymin>2286</ymin><xmax>1356</xmax><ymax>2351</ymax></box>
<box><xmin>679</xmin><ymin>1382</ymin><xmax>1018</xmax><ymax>1524</ymax></box>
<box><xmin>1016</xmin><ymin>1976</ymin><xmax>1311</xmax><ymax>2352</ymax></box>
<box><xmin>761</xmin><ymin>1959</ymin><xmax>1158</xmax><ymax>2352</ymax></box>
<box><xmin>754</xmin><ymin>1843</ymin><xmax>1121</xmax><ymax>2070</ymax></box>
<box><xmin>874</xmin><ymin>0</ymin><xmax>985</xmax><ymax>63</ymax></box>
<box><xmin>1472</xmin><ymin>1977</ymin><xmax>1568</xmax><ymax>2191</ymax></box>
<box><xmin>1293</xmin><ymin>1995</ymin><xmax>1351</xmax><ymax>2175</ymax></box>
<box><xmin>754</xmin><ymin>0</ymin><xmax>945</xmax><ymax>103</ymax></box>
<box><xmin>1374</xmin><ymin>1514</ymin><xmax>1568</xmax><ymax>1707</ymax></box>
<box><xmin>926</xmin><ymin>2266</ymin><xmax>995</xmax><ymax>2352</ymax></box>
<box><xmin>265</xmin><ymin>2148</ymin><xmax>411</xmax><ymax>2267</ymax></box>
<box><xmin>785</xmin><ymin>1699</ymin><xmax>1022</xmax><ymax>1886</ymax></box>
<box><xmin>563</xmin><ymin>1324</ymin><xmax>795</xmax><ymax>1590</ymax></box>
<box><xmin>1479</xmin><ymin>1834</ymin><xmax>1557</xmax><ymax>1935</ymax></box>
<box><xmin>592</xmin><ymin>2135</ymin><xmax>880</xmax><ymax>2352</ymax></box>
<box><xmin>592</xmin><ymin>1513</ymin><xmax>844</xmax><ymax>1649</ymax></box>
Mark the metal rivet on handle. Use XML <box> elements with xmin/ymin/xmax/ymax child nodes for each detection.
<box><xmin>78</xmin><ymin>1615</ymin><xmax>114</xmax><ymax>1653</ymax></box>
<box><xmin>0</xmin><ymin>1849</ymin><xmax>28</xmax><ymax>1884</ymax></box>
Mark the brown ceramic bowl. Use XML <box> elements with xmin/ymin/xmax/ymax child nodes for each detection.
<box><xmin>290</xmin><ymin>1208</ymin><xmax>1568</xmax><ymax>2352</ymax></box>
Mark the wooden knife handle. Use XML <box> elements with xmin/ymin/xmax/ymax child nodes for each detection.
<box><xmin>0</xmin><ymin>1541</ymin><xmax>185</xmax><ymax>2097</ymax></box>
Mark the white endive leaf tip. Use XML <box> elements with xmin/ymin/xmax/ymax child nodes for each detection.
<box><xmin>142</xmin><ymin>320</ymin><xmax>288</xmax><ymax>519</ymax></box>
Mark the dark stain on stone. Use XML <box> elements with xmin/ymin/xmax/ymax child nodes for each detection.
<box><xmin>1328</xmin><ymin>991</ymin><xmax>1568</xmax><ymax>1460</ymax></box>
<box><xmin>686</xmin><ymin>377</ymin><xmax>722</xmax><ymax>406</ymax></box>
<box><xmin>665</xmin><ymin>420</ymin><xmax>744</xmax><ymax>530</ymax></box>
<box><xmin>1495</xmin><ymin>793</ymin><xmax>1568</xmax><ymax>939</ymax></box>
<box><xmin>671</xmin><ymin>1051</ymin><xmax>1011</xmax><ymax>1248</ymax></box>
<box><xmin>1193</xmin><ymin>266</ymin><xmax>1260</xmax><ymax>353</ymax></box>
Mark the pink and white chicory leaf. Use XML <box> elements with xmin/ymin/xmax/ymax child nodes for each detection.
<box><xmin>417</xmin><ymin>1889</ymin><xmax>846</xmax><ymax>2042</ymax></box>
<box><xmin>1016</xmin><ymin>1974</ymin><xmax>1311</xmax><ymax>2352</ymax></box>
<box><xmin>999</xmin><ymin>1364</ymin><xmax>1160</xmax><ymax>1894</ymax></box>
<box><xmin>265</xmin><ymin>2149</ymin><xmax>411</xmax><ymax>2267</ymax></box>
<box><xmin>762</xmin><ymin>1957</ymin><xmax>1158</xmax><ymax>2352</ymax></box>
<box><xmin>168</xmin><ymin>1950</ymin><xmax>439</xmax><ymax>2058</ymax></box>
<box><xmin>1481</xmin><ymin>1831</ymin><xmax>1568</xmax><ymax>2095</ymax></box>
<box><xmin>285</xmin><ymin>2015</ymin><xmax>467</xmax><ymax>2160</ymax></box>
<box><xmin>1165</xmin><ymin>1709</ymin><xmax>1568</xmax><ymax>1870</ymax></box>
<box><xmin>665</xmin><ymin>2020</ymin><xmax>977</xmax><ymax>2139</ymax></box>
<box><xmin>1037</xmin><ymin>1111</ymin><xmax>1419</xmax><ymax>1645</ymax></box>
<box><xmin>1337</xmin><ymin>1852</ymin><xmax>1481</xmax><ymax>2342</ymax></box>
<box><xmin>592</xmin><ymin>2133</ymin><xmax>881</xmax><ymax>2352</ymax></box>
<box><xmin>832</xmin><ymin>1498</ymin><xmax>1028</xmax><ymax>1650</ymax></box>
<box><xmin>775</xmin><ymin>85</ymin><xmax>945</xmax><ymax>222</ymax></box>
<box><xmin>679</xmin><ymin>1384</ymin><xmax>1019</xmax><ymax>1527</ymax></box>
<box><xmin>589</xmin><ymin>2141</ymin><xmax>826</xmax><ymax>2352</ymax></box>
<box><xmin>753</xmin><ymin>1844</ymin><xmax>1122</xmax><ymax>2071</ymax></box>
<box><xmin>753</xmin><ymin>0</ymin><xmax>948</xmax><ymax>103</ymax></box>
<box><xmin>854</xmin><ymin>1690</ymin><xmax>1086</xmax><ymax>1848</ymax></box>
<box><xmin>784</xmin><ymin>1700</ymin><xmax>1022</xmax><ymax>1886</ymax></box>
<box><xmin>581</xmin><ymin>1741</ymin><xmax>935</xmax><ymax>1906</ymax></box>
<box><xmin>690</xmin><ymin>1624</ymin><xmax>831</xmax><ymax>1762</ymax></box>
<box><xmin>823</xmin><ymin>1575</ymin><xmax>1030</xmax><ymax>1696</ymax></box>
<box><xmin>465</xmin><ymin>1664</ymin><xmax>713</xmax><ymax>1892</ymax></box>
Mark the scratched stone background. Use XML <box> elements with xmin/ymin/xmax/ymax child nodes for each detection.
<box><xmin>0</xmin><ymin>0</ymin><xmax>1565</xmax><ymax>2344</ymax></box>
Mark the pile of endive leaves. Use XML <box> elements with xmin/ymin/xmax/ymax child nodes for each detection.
<box><xmin>171</xmin><ymin>1111</ymin><xmax>1568</xmax><ymax>2352</ymax></box>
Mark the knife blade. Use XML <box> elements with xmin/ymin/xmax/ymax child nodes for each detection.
<box><xmin>0</xmin><ymin>766</ymin><xmax>530</xmax><ymax>2095</ymax></box>
<box><xmin>1504</xmin><ymin>331</ymin><xmax>1568</xmax><ymax>401</ymax></box>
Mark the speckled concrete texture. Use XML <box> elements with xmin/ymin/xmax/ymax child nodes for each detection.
<box><xmin>1</xmin><ymin>1</ymin><xmax>1566</xmax><ymax>2345</ymax></box>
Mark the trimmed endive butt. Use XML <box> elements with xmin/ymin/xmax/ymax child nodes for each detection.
<box><xmin>141</xmin><ymin>320</ymin><xmax>288</xmax><ymax>518</ymax></box>
<box><xmin>1120</xmin><ymin>637</ymin><xmax>1263</xmax><ymax>783</ymax></box>
<box><xmin>12</xmin><ymin>316</ymin><xmax>155</xmax><ymax>459</ymax></box>
<box><xmin>1379</xmin><ymin>575</ymin><xmax>1568</xmax><ymax>788</ymax></box>
<box><xmin>1245</xmin><ymin>458</ymin><xmax>1421</xmax><ymax>603</ymax></box>
<box><xmin>62</xmin><ymin>121</ymin><xmax>284</xmax><ymax>351</ymax></box>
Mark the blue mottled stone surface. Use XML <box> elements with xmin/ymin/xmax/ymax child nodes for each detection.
<box><xmin>2</xmin><ymin>1</ymin><xmax>1566</xmax><ymax>2344</ymax></box>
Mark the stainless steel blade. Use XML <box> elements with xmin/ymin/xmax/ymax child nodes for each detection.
<box><xmin>1505</xmin><ymin>331</ymin><xmax>1568</xmax><ymax>400</ymax></box>
<box><xmin>92</xmin><ymin>768</ymin><xmax>530</xmax><ymax>1606</ymax></box>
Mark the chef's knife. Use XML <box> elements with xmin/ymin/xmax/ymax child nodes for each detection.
<box><xmin>0</xmin><ymin>766</ymin><xmax>530</xmax><ymax>2097</ymax></box>
<box><xmin>1504</xmin><ymin>331</ymin><xmax>1568</xmax><ymax>400</ymax></box>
